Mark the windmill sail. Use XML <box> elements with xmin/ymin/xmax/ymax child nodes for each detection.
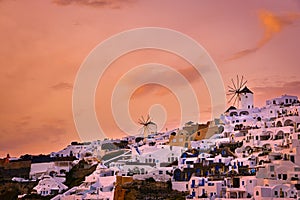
<box><xmin>138</xmin><ymin>115</ymin><xmax>157</xmax><ymax>137</ymax></box>
<box><xmin>227</xmin><ymin>75</ymin><xmax>248</xmax><ymax>108</ymax></box>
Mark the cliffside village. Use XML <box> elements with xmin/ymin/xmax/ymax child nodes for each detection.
<box><xmin>1</xmin><ymin>86</ymin><xmax>300</xmax><ymax>200</ymax></box>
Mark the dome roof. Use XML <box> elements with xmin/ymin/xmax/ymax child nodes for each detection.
<box><xmin>225</xmin><ymin>106</ymin><xmax>236</xmax><ymax>113</ymax></box>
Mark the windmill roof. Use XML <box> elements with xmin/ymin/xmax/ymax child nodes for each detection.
<box><xmin>240</xmin><ymin>86</ymin><xmax>253</xmax><ymax>94</ymax></box>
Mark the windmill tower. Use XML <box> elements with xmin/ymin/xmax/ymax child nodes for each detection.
<box><xmin>240</xmin><ymin>86</ymin><xmax>254</xmax><ymax>110</ymax></box>
<box><xmin>227</xmin><ymin>75</ymin><xmax>253</xmax><ymax>109</ymax></box>
<box><xmin>138</xmin><ymin>115</ymin><xmax>157</xmax><ymax>137</ymax></box>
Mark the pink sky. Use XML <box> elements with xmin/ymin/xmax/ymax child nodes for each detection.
<box><xmin>1</xmin><ymin>0</ymin><xmax>300</xmax><ymax>157</ymax></box>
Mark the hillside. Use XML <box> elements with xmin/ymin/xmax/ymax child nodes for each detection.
<box><xmin>119</xmin><ymin>178</ymin><xmax>188</xmax><ymax>200</ymax></box>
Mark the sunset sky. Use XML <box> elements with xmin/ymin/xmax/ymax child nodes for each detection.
<box><xmin>1</xmin><ymin>0</ymin><xmax>300</xmax><ymax>157</ymax></box>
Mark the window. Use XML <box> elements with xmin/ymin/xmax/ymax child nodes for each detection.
<box><xmin>275</xmin><ymin>191</ymin><xmax>278</xmax><ymax>196</ymax></box>
<box><xmin>283</xmin><ymin>174</ymin><xmax>287</xmax><ymax>180</ymax></box>
<box><xmin>246</xmin><ymin>96</ymin><xmax>248</xmax><ymax>98</ymax></box>
<box><xmin>242</xmin><ymin>181</ymin><xmax>244</xmax><ymax>185</ymax></box>
<box><xmin>256</xmin><ymin>191</ymin><xmax>259</xmax><ymax>196</ymax></box>
<box><xmin>278</xmin><ymin>174</ymin><xmax>281</xmax><ymax>179</ymax></box>
<box><xmin>270</xmin><ymin>110</ymin><xmax>273</xmax><ymax>114</ymax></box>
<box><xmin>249</xmin><ymin>180</ymin><xmax>252</xmax><ymax>183</ymax></box>
<box><xmin>159</xmin><ymin>170</ymin><xmax>163</xmax><ymax>174</ymax></box>
<box><xmin>270</xmin><ymin>166</ymin><xmax>274</xmax><ymax>172</ymax></box>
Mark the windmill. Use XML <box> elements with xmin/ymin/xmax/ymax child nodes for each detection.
<box><xmin>138</xmin><ymin>115</ymin><xmax>157</xmax><ymax>137</ymax></box>
<box><xmin>227</xmin><ymin>75</ymin><xmax>247</xmax><ymax>108</ymax></box>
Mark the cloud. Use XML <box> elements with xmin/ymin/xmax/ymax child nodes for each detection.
<box><xmin>251</xmin><ymin>80</ymin><xmax>300</xmax><ymax>99</ymax></box>
<box><xmin>178</xmin><ymin>67</ymin><xmax>200</xmax><ymax>83</ymax></box>
<box><xmin>131</xmin><ymin>84</ymin><xmax>170</xmax><ymax>99</ymax></box>
<box><xmin>52</xmin><ymin>0</ymin><xmax>134</xmax><ymax>8</ymax></box>
<box><xmin>282</xmin><ymin>81</ymin><xmax>300</xmax><ymax>89</ymax></box>
<box><xmin>129</xmin><ymin>66</ymin><xmax>201</xmax><ymax>98</ymax></box>
<box><xmin>0</xmin><ymin>120</ymin><xmax>67</xmax><ymax>156</ymax></box>
<box><xmin>227</xmin><ymin>10</ymin><xmax>300</xmax><ymax>61</ymax></box>
<box><xmin>51</xmin><ymin>82</ymin><xmax>73</xmax><ymax>90</ymax></box>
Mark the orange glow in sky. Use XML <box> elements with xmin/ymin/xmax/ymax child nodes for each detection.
<box><xmin>1</xmin><ymin>0</ymin><xmax>300</xmax><ymax>157</ymax></box>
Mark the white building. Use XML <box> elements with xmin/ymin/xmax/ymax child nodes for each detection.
<box><xmin>33</xmin><ymin>175</ymin><xmax>68</xmax><ymax>196</ymax></box>
<box><xmin>30</xmin><ymin>161</ymin><xmax>72</xmax><ymax>180</ymax></box>
<box><xmin>56</xmin><ymin>164</ymin><xmax>115</xmax><ymax>200</ymax></box>
<box><xmin>186</xmin><ymin>176</ymin><xmax>224</xmax><ymax>199</ymax></box>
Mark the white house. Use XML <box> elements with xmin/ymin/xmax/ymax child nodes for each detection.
<box><xmin>187</xmin><ymin>176</ymin><xmax>224</xmax><ymax>199</ymax></box>
<box><xmin>32</xmin><ymin>175</ymin><xmax>68</xmax><ymax>196</ymax></box>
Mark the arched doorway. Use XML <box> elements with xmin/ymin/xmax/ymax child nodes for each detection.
<box><xmin>284</xmin><ymin>119</ymin><xmax>294</xmax><ymax>127</ymax></box>
<box><xmin>276</xmin><ymin>121</ymin><xmax>283</xmax><ymax>127</ymax></box>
